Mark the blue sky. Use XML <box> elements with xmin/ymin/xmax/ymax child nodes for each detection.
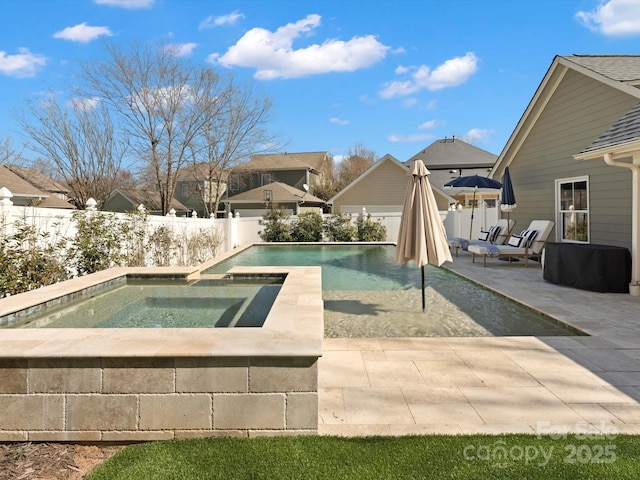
<box><xmin>1</xmin><ymin>0</ymin><xmax>640</xmax><ymax>164</ymax></box>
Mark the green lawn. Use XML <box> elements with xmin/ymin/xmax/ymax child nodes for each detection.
<box><xmin>88</xmin><ymin>434</ymin><xmax>640</xmax><ymax>479</ymax></box>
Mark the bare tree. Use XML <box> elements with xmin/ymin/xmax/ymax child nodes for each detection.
<box><xmin>334</xmin><ymin>142</ymin><xmax>377</xmax><ymax>191</ymax></box>
<box><xmin>17</xmin><ymin>94</ymin><xmax>128</xmax><ymax>208</ymax></box>
<box><xmin>187</xmin><ymin>77</ymin><xmax>276</xmax><ymax>217</ymax></box>
<box><xmin>75</xmin><ymin>40</ymin><xmax>226</xmax><ymax>215</ymax></box>
<box><xmin>0</xmin><ymin>136</ymin><xmax>26</xmax><ymax>167</ymax></box>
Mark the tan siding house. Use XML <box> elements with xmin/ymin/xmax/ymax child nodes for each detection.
<box><xmin>329</xmin><ymin>154</ymin><xmax>454</xmax><ymax>213</ymax></box>
<box><xmin>491</xmin><ymin>55</ymin><xmax>640</xmax><ymax>251</ymax></box>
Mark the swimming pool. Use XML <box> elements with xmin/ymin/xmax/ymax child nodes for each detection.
<box><xmin>6</xmin><ymin>277</ymin><xmax>283</xmax><ymax>329</ymax></box>
<box><xmin>203</xmin><ymin>244</ymin><xmax>585</xmax><ymax>338</ymax></box>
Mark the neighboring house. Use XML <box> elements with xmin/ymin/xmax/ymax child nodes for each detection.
<box><xmin>103</xmin><ymin>188</ymin><xmax>190</xmax><ymax>216</ymax></box>
<box><xmin>228</xmin><ymin>151</ymin><xmax>332</xmax><ymax>198</ymax></box>
<box><xmin>224</xmin><ymin>181</ymin><xmax>325</xmax><ymax>216</ymax></box>
<box><xmin>407</xmin><ymin>137</ymin><xmax>499</xmax><ymax>208</ymax></box>
<box><xmin>329</xmin><ymin>154</ymin><xmax>455</xmax><ymax>214</ymax></box>
<box><xmin>6</xmin><ymin>165</ymin><xmax>71</xmax><ymax>202</ymax></box>
<box><xmin>174</xmin><ymin>163</ymin><xmax>228</xmax><ymax>218</ymax></box>
<box><xmin>489</xmin><ymin>55</ymin><xmax>640</xmax><ymax>252</ymax></box>
<box><xmin>0</xmin><ymin>164</ymin><xmax>75</xmax><ymax>209</ymax></box>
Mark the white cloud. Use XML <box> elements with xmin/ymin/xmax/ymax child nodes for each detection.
<box><xmin>0</xmin><ymin>48</ymin><xmax>47</xmax><ymax>78</ymax></box>
<box><xmin>329</xmin><ymin>117</ymin><xmax>349</xmax><ymax>125</ymax></box>
<box><xmin>379</xmin><ymin>52</ymin><xmax>478</xmax><ymax>98</ymax></box>
<box><xmin>199</xmin><ymin>11</ymin><xmax>245</xmax><ymax>29</ymax></box>
<box><xmin>461</xmin><ymin>128</ymin><xmax>493</xmax><ymax>144</ymax></box>
<box><xmin>164</xmin><ymin>43</ymin><xmax>198</xmax><ymax>57</ymax></box>
<box><xmin>53</xmin><ymin>23</ymin><xmax>113</xmax><ymax>43</ymax></box>
<box><xmin>402</xmin><ymin>98</ymin><xmax>418</xmax><ymax>108</ymax></box>
<box><xmin>68</xmin><ymin>96</ymin><xmax>101</xmax><ymax>110</ymax></box>
<box><xmin>388</xmin><ymin>133</ymin><xmax>435</xmax><ymax>143</ymax></box>
<box><xmin>94</xmin><ymin>0</ymin><xmax>154</xmax><ymax>8</ymax></box>
<box><xmin>333</xmin><ymin>154</ymin><xmax>347</xmax><ymax>163</ymax></box>
<box><xmin>419</xmin><ymin>119</ymin><xmax>439</xmax><ymax>130</ymax></box>
<box><xmin>211</xmin><ymin>14</ymin><xmax>389</xmax><ymax>79</ymax></box>
<box><xmin>576</xmin><ymin>0</ymin><xmax>640</xmax><ymax>36</ymax></box>
<box><xmin>395</xmin><ymin>65</ymin><xmax>409</xmax><ymax>74</ymax></box>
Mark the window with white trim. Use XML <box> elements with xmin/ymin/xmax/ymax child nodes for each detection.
<box><xmin>261</xmin><ymin>173</ymin><xmax>272</xmax><ymax>186</ymax></box>
<box><xmin>556</xmin><ymin>176</ymin><xmax>589</xmax><ymax>243</ymax></box>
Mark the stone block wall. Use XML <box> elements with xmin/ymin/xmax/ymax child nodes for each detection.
<box><xmin>0</xmin><ymin>356</ymin><xmax>318</xmax><ymax>441</ymax></box>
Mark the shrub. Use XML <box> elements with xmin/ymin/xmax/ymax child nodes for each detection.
<box><xmin>291</xmin><ymin>211</ymin><xmax>324</xmax><ymax>242</ymax></box>
<box><xmin>148</xmin><ymin>225</ymin><xmax>176</xmax><ymax>267</ymax></box>
<box><xmin>259</xmin><ymin>209</ymin><xmax>292</xmax><ymax>242</ymax></box>
<box><xmin>67</xmin><ymin>210</ymin><xmax>129</xmax><ymax>275</ymax></box>
<box><xmin>120</xmin><ymin>209</ymin><xmax>149</xmax><ymax>267</ymax></box>
<box><xmin>0</xmin><ymin>219</ymin><xmax>67</xmax><ymax>297</ymax></box>
<box><xmin>356</xmin><ymin>214</ymin><xmax>387</xmax><ymax>241</ymax></box>
<box><xmin>323</xmin><ymin>213</ymin><xmax>356</xmax><ymax>242</ymax></box>
<box><xmin>181</xmin><ymin>226</ymin><xmax>224</xmax><ymax>265</ymax></box>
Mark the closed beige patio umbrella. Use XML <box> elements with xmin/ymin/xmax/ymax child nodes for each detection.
<box><xmin>396</xmin><ymin>159</ymin><xmax>453</xmax><ymax>311</ymax></box>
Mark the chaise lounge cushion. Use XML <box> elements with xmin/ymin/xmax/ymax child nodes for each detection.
<box><xmin>467</xmin><ymin>220</ymin><xmax>554</xmax><ymax>266</ymax></box>
<box><xmin>448</xmin><ymin>219</ymin><xmax>515</xmax><ymax>252</ymax></box>
<box><xmin>507</xmin><ymin>229</ymin><xmax>538</xmax><ymax>248</ymax></box>
<box><xmin>507</xmin><ymin>234</ymin><xmax>523</xmax><ymax>247</ymax></box>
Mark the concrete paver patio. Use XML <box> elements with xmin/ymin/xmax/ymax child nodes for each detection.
<box><xmin>318</xmin><ymin>250</ymin><xmax>640</xmax><ymax>436</ymax></box>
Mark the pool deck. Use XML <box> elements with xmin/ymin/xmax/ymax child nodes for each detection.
<box><xmin>319</xmin><ymin>250</ymin><xmax>640</xmax><ymax>436</ymax></box>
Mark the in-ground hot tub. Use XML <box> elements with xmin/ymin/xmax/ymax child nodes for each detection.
<box><xmin>5</xmin><ymin>275</ymin><xmax>285</xmax><ymax>329</ymax></box>
<box><xmin>0</xmin><ymin>261</ymin><xmax>322</xmax><ymax>442</ymax></box>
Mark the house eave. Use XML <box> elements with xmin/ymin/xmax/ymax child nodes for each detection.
<box><xmin>574</xmin><ymin>139</ymin><xmax>640</xmax><ymax>161</ymax></box>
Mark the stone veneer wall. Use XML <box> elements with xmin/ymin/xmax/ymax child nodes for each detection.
<box><xmin>0</xmin><ymin>356</ymin><xmax>318</xmax><ymax>441</ymax></box>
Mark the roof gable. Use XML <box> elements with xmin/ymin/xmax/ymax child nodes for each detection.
<box><xmin>492</xmin><ymin>54</ymin><xmax>640</xmax><ymax>175</ymax></box>
<box><xmin>329</xmin><ymin>154</ymin><xmax>407</xmax><ymax>203</ymax></box>
<box><xmin>226</xmin><ymin>181</ymin><xmax>325</xmax><ymax>204</ymax></box>
<box><xmin>328</xmin><ymin>154</ymin><xmax>455</xmax><ymax>204</ymax></box>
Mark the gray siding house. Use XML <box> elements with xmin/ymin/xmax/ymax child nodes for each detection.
<box><xmin>228</xmin><ymin>152</ymin><xmax>332</xmax><ymax>198</ymax></box>
<box><xmin>574</xmin><ymin>102</ymin><xmax>640</xmax><ymax>294</ymax></box>
<box><xmin>490</xmin><ymin>54</ymin><xmax>640</xmax><ymax>293</ymax></box>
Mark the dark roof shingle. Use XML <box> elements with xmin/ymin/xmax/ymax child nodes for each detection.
<box><xmin>580</xmin><ymin>102</ymin><xmax>640</xmax><ymax>154</ymax></box>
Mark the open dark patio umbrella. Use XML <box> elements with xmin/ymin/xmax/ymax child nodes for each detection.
<box><xmin>500</xmin><ymin>167</ymin><xmax>516</xmax><ymax>236</ymax></box>
<box><xmin>444</xmin><ymin>175</ymin><xmax>502</xmax><ymax>238</ymax></box>
<box><xmin>396</xmin><ymin>160</ymin><xmax>453</xmax><ymax>312</ymax></box>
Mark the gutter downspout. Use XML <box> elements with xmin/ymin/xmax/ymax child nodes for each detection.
<box><xmin>604</xmin><ymin>152</ymin><xmax>640</xmax><ymax>296</ymax></box>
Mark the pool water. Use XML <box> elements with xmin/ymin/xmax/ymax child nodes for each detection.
<box><xmin>10</xmin><ymin>278</ymin><xmax>282</xmax><ymax>329</ymax></box>
<box><xmin>204</xmin><ymin>245</ymin><xmax>585</xmax><ymax>338</ymax></box>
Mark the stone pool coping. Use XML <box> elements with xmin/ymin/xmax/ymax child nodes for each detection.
<box><xmin>0</xmin><ymin>264</ymin><xmax>323</xmax><ymax>359</ymax></box>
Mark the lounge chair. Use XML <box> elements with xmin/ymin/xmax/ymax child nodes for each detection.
<box><xmin>468</xmin><ymin>220</ymin><xmax>555</xmax><ymax>267</ymax></box>
<box><xmin>448</xmin><ymin>219</ymin><xmax>516</xmax><ymax>257</ymax></box>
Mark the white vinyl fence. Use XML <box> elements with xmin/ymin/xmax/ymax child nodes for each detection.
<box><xmin>1</xmin><ymin>188</ymin><xmax>492</xmax><ymax>261</ymax></box>
<box><xmin>443</xmin><ymin>205</ymin><xmax>499</xmax><ymax>240</ymax></box>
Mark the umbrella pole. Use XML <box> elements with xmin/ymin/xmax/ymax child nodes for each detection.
<box><xmin>421</xmin><ymin>266</ymin><xmax>425</xmax><ymax>312</ymax></box>
<box><xmin>469</xmin><ymin>190</ymin><xmax>477</xmax><ymax>239</ymax></box>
